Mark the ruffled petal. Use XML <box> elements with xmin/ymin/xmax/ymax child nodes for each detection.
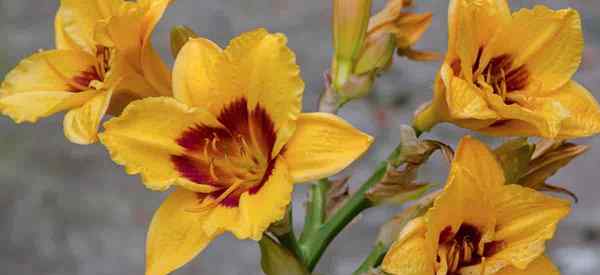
<box><xmin>484</xmin><ymin>6</ymin><xmax>583</xmax><ymax>92</ymax></box>
<box><xmin>172</xmin><ymin>38</ymin><xmax>223</xmax><ymax>106</ymax></box>
<box><xmin>494</xmin><ymin>256</ymin><xmax>560</xmax><ymax>275</ymax></box>
<box><xmin>490</xmin><ymin>184</ymin><xmax>570</xmax><ymax>269</ymax></box>
<box><xmin>0</xmin><ymin>50</ymin><xmax>98</xmax><ymax>123</ymax></box>
<box><xmin>537</xmin><ymin>81</ymin><xmax>600</xmax><ymax>138</ymax></box>
<box><xmin>99</xmin><ymin>97</ymin><xmax>223</xmax><ymax>191</ymax></box>
<box><xmin>282</xmin><ymin>113</ymin><xmax>373</xmax><ymax>183</ymax></box>
<box><xmin>216</xmin><ymin>29</ymin><xmax>305</xmax><ymax>156</ymax></box>
<box><xmin>146</xmin><ymin>188</ymin><xmax>221</xmax><ymax>275</ymax></box>
<box><xmin>203</xmin><ymin>157</ymin><xmax>293</xmax><ymax>240</ymax></box>
<box><xmin>63</xmin><ymin>90</ymin><xmax>113</xmax><ymax>144</ymax></box>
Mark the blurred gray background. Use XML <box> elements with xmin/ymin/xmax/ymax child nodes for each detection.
<box><xmin>1</xmin><ymin>0</ymin><xmax>599</xmax><ymax>274</ymax></box>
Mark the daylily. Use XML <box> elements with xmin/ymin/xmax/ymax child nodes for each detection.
<box><xmin>381</xmin><ymin>137</ymin><xmax>570</xmax><ymax>275</ymax></box>
<box><xmin>99</xmin><ymin>29</ymin><xmax>373</xmax><ymax>275</ymax></box>
<box><xmin>0</xmin><ymin>0</ymin><xmax>172</xmax><ymax>144</ymax></box>
<box><xmin>413</xmin><ymin>0</ymin><xmax>600</xmax><ymax>139</ymax></box>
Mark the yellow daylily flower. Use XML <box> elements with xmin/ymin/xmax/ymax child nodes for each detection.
<box><xmin>99</xmin><ymin>29</ymin><xmax>374</xmax><ymax>275</ymax></box>
<box><xmin>381</xmin><ymin>136</ymin><xmax>570</xmax><ymax>275</ymax></box>
<box><xmin>413</xmin><ymin>0</ymin><xmax>600</xmax><ymax>139</ymax></box>
<box><xmin>0</xmin><ymin>0</ymin><xmax>172</xmax><ymax>144</ymax></box>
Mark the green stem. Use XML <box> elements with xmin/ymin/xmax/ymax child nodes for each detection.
<box><xmin>270</xmin><ymin>207</ymin><xmax>304</xmax><ymax>260</ymax></box>
<box><xmin>301</xmin><ymin>145</ymin><xmax>404</xmax><ymax>271</ymax></box>
<box><xmin>279</xmin><ymin>229</ymin><xmax>303</xmax><ymax>260</ymax></box>
<box><xmin>300</xmin><ymin>179</ymin><xmax>328</xmax><ymax>243</ymax></box>
<box><xmin>352</xmin><ymin>242</ymin><xmax>388</xmax><ymax>275</ymax></box>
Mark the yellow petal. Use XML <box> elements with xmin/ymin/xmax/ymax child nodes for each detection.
<box><xmin>106</xmin><ymin>54</ymin><xmax>161</xmax><ymax>99</ymax></box>
<box><xmin>216</xmin><ymin>29</ymin><xmax>305</xmax><ymax>156</ymax></box>
<box><xmin>63</xmin><ymin>90</ymin><xmax>113</xmax><ymax>144</ymax></box>
<box><xmin>494</xmin><ymin>256</ymin><xmax>560</xmax><ymax>275</ymax></box>
<box><xmin>540</xmin><ymin>81</ymin><xmax>600</xmax><ymax>139</ymax></box>
<box><xmin>99</xmin><ymin>97</ymin><xmax>223</xmax><ymax>191</ymax></box>
<box><xmin>441</xmin><ymin>64</ymin><xmax>498</xmax><ymax>120</ymax></box>
<box><xmin>172</xmin><ymin>38</ymin><xmax>223</xmax><ymax>106</ymax></box>
<box><xmin>239</xmin><ymin>158</ymin><xmax>293</xmax><ymax>240</ymax></box>
<box><xmin>140</xmin><ymin>0</ymin><xmax>173</xmax><ymax>96</ymax></box>
<box><xmin>204</xmin><ymin>157</ymin><xmax>293</xmax><ymax>240</ymax></box>
<box><xmin>426</xmin><ymin>137</ymin><xmax>504</xmax><ymax>254</ymax></box>
<box><xmin>0</xmin><ymin>49</ymin><xmax>98</xmax><ymax>123</ymax></box>
<box><xmin>93</xmin><ymin>3</ymin><xmax>145</xmax><ymax>68</ymax></box>
<box><xmin>447</xmin><ymin>0</ymin><xmax>511</xmax><ymax>81</ymax></box>
<box><xmin>480</xmin><ymin>81</ymin><xmax>596</xmax><ymax>138</ymax></box>
<box><xmin>55</xmin><ymin>7</ymin><xmax>80</xmax><ymax>50</ymax></box>
<box><xmin>146</xmin><ymin>188</ymin><xmax>221</xmax><ymax>275</ymax></box>
<box><xmin>58</xmin><ymin>0</ymin><xmax>121</xmax><ymax>53</ymax></box>
<box><xmin>454</xmin><ymin>136</ymin><xmax>505</xmax><ymax>191</ymax></box>
<box><xmin>491</xmin><ymin>184</ymin><xmax>570</xmax><ymax>269</ymax></box>
<box><xmin>482</xmin><ymin>90</ymin><xmax>570</xmax><ymax>138</ymax></box>
<box><xmin>282</xmin><ymin>113</ymin><xmax>373</xmax><ymax>183</ymax></box>
<box><xmin>381</xmin><ymin>217</ymin><xmax>435</xmax><ymax>275</ymax></box>
<box><xmin>484</xmin><ymin>6</ymin><xmax>583</xmax><ymax>91</ymax></box>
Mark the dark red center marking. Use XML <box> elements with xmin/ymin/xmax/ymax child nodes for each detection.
<box><xmin>450</xmin><ymin>47</ymin><xmax>530</xmax><ymax>99</ymax></box>
<box><xmin>437</xmin><ymin>223</ymin><xmax>503</xmax><ymax>274</ymax></box>
<box><xmin>171</xmin><ymin>98</ymin><xmax>277</xmax><ymax>207</ymax></box>
<box><xmin>68</xmin><ymin>46</ymin><xmax>111</xmax><ymax>93</ymax></box>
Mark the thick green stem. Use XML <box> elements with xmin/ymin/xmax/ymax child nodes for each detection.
<box><xmin>301</xmin><ymin>145</ymin><xmax>404</xmax><ymax>271</ymax></box>
<box><xmin>278</xmin><ymin>229</ymin><xmax>303</xmax><ymax>260</ymax></box>
<box><xmin>269</xmin><ymin>207</ymin><xmax>304</xmax><ymax>261</ymax></box>
<box><xmin>300</xmin><ymin>179</ymin><xmax>328</xmax><ymax>243</ymax></box>
<box><xmin>352</xmin><ymin>242</ymin><xmax>387</xmax><ymax>275</ymax></box>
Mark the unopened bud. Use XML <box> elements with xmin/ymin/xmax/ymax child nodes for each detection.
<box><xmin>354</xmin><ymin>33</ymin><xmax>396</xmax><ymax>75</ymax></box>
<box><xmin>332</xmin><ymin>0</ymin><xmax>372</xmax><ymax>90</ymax></box>
<box><xmin>170</xmin><ymin>25</ymin><xmax>198</xmax><ymax>58</ymax></box>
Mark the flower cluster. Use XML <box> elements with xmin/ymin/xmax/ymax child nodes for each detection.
<box><xmin>1</xmin><ymin>0</ymin><xmax>598</xmax><ymax>274</ymax></box>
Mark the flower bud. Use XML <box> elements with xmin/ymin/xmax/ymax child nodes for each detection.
<box><xmin>259</xmin><ymin>235</ymin><xmax>309</xmax><ymax>275</ymax></box>
<box><xmin>354</xmin><ymin>33</ymin><xmax>396</xmax><ymax>75</ymax></box>
<box><xmin>332</xmin><ymin>0</ymin><xmax>372</xmax><ymax>90</ymax></box>
<box><xmin>170</xmin><ymin>25</ymin><xmax>198</xmax><ymax>58</ymax></box>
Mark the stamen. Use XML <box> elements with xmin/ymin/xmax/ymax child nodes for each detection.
<box><xmin>185</xmin><ymin>181</ymin><xmax>242</xmax><ymax>212</ymax></box>
<box><xmin>479</xmin><ymin>257</ymin><xmax>487</xmax><ymax>275</ymax></box>
<box><xmin>211</xmin><ymin>181</ymin><xmax>241</xmax><ymax>205</ymax></box>
<box><xmin>211</xmin><ymin>133</ymin><xmax>220</xmax><ymax>152</ymax></box>
<box><xmin>238</xmin><ymin>135</ymin><xmax>250</xmax><ymax>156</ymax></box>
<box><xmin>209</xmin><ymin>159</ymin><xmax>219</xmax><ymax>180</ymax></box>
<box><xmin>203</xmin><ymin>138</ymin><xmax>210</xmax><ymax>160</ymax></box>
